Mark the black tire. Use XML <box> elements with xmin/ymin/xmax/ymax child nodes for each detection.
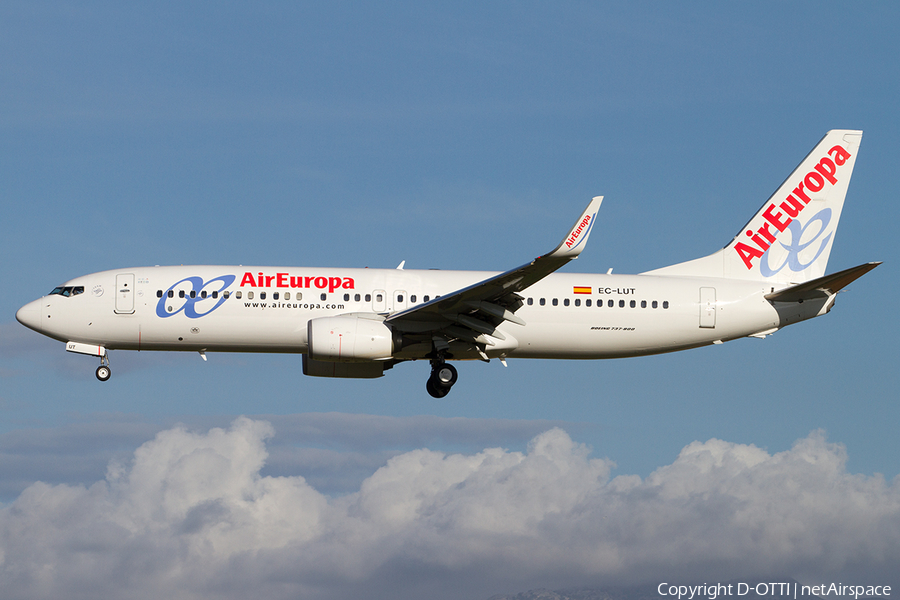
<box><xmin>96</xmin><ymin>365</ymin><xmax>111</xmax><ymax>382</ymax></box>
<box><xmin>426</xmin><ymin>377</ymin><xmax>449</xmax><ymax>398</ymax></box>
<box><xmin>432</xmin><ymin>363</ymin><xmax>458</xmax><ymax>388</ymax></box>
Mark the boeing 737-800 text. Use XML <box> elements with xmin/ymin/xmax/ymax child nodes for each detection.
<box><xmin>16</xmin><ymin>130</ymin><xmax>879</xmax><ymax>397</ymax></box>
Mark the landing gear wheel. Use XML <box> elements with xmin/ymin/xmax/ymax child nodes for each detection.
<box><xmin>96</xmin><ymin>365</ymin><xmax>111</xmax><ymax>381</ymax></box>
<box><xmin>426</xmin><ymin>361</ymin><xmax>458</xmax><ymax>398</ymax></box>
<box><xmin>426</xmin><ymin>377</ymin><xmax>450</xmax><ymax>398</ymax></box>
<box><xmin>434</xmin><ymin>363</ymin><xmax>458</xmax><ymax>387</ymax></box>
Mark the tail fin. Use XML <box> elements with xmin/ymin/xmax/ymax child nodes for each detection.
<box><xmin>645</xmin><ymin>130</ymin><xmax>863</xmax><ymax>283</ymax></box>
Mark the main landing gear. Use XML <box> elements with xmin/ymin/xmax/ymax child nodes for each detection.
<box><xmin>95</xmin><ymin>354</ymin><xmax>111</xmax><ymax>382</ymax></box>
<box><xmin>426</xmin><ymin>360</ymin><xmax>458</xmax><ymax>398</ymax></box>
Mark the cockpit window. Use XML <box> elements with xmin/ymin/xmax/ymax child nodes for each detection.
<box><xmin>48</xmin><ymin>286</ymin><xmax>84</xmax><ymax>297</ymax></box>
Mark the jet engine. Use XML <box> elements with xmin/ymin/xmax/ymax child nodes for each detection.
<box><xmin>307</xmin><ymin>316</ymin><xmax>395</xmax><ymax>362</ymax></box>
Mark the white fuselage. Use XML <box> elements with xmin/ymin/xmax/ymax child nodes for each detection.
<box><xmin>18</xmin><ymin>265</ymin><xmax>805</xmax><ymax>362</ymax></box>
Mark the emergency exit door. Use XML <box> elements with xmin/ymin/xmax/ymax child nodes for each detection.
<box><xmin>699</xmin><ymin>287</ymin><xmax>716</xmax><ymax>328</ymax></box>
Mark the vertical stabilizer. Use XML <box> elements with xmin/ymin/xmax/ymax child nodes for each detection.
<box><xmin>645</xmin><ymin>130</ymin><xmax>862</xmax><ymax>284</ymax></box>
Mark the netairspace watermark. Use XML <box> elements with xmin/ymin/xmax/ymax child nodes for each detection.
<box><xmin>658</xmin><ymin>583</ymin><xmax>892</xmax><ymax>600</ymax></box>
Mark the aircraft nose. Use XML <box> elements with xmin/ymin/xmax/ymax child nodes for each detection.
<box><xmin>16</xmin><ymin>299</ymin><xmax>42</xmax><ymax>332</ymax></box>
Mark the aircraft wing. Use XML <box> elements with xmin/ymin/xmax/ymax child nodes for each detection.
<box><xmin>384</xmin><ymin>197</ymin><xmax>602</xmax><ymax>346</ymax></box>
<box><xmin>764</xmin><ymin>262</ymin><xmax>881</xmax><ymax>303</ymax></box>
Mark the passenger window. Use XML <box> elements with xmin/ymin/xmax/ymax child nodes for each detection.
<box><xmin>179</xmin><ymin>290</ymin><xmax>185</xmax><ymax>299</ymax></box>
<box><xmin>168</xmin><ymin>290</ymin><xmax>174</xmax><ymax>298</ymax></box>
<box><xmin>235</xmin><ymin>291</ymin><xmax>241</xmax><ymax>299</ymax></box>
<box><xmin>424</xmin><ymin>295</ymin><xmax>430</xmax><ymax>302</ymax></box>
<box><xmin>411</xmin><ymin>295</ymin><xmax>417</xmax><ymax>303</ymax></box>
<box><xmin>563</xmin><ymin>299</ymin><xmax>570</xmax><ymax>306</ymax></box>
<box><xmin>540</xmin><ymin>298</ymin><xmax>546</xmax><ymax>306</ymax></box>
<box><xmin>641</xmin><ymin>300</ymin><xmax>646</xmax><ymax>308</ymax></box>
<box><xmin>157</xmin><ymin>290</ymin><xmax>163</xmax><ymax>298</ymax></box>
<box><xmin>190</xmin><ymin>291</ymin><xmax>196</xmax><ymax>299</ymax></box>
<box><xmin>608</xmin><ymin>299</ymin><xmax>614</xmax><ymax>307</ymax></box>
<box><xmin>354</xmin><ymin>294</ymin><xmax>360</xmax><ymax>301</ymax></box>
<box><xmin>574</xmin><ymin>299</ymin><xmax>580</xmax><ymax>307</ymax></box>
<box><xmin>224</xmin><ymin>291</ymin><xmax>230</xmax><ymax>299</ymax></box>
<box><xmin>201</xmin><ymin>291</ymin><xmax>207</xmax><ymax>299</ymax></box>
<box><xmin>652</xmin><ymin>300</ymin><xmax>658</xmax><ymax>308</ymax></box>
<box><xmin>630</xmin><ymin>300</ymin><xmax>636</xmax><ymax>308</ymax></box>
<box><xmin>260</xmin><ymin>292</ymin><xmax>266</xmax><ymax>300</ymax></box>
<box><xmin>663</xmin><ymin>301</ymin><xmax>669</xmax><ymax>309</ymax></box>
<box><xmin>552</xmin><ymin>299</ymin><xmax>558</xmax><ymax>306</ymax></box>
<box><xmin>527</xmin><ymin>298</ymin><xmax>533</xmax><ymax>306</ymax></box>
<box><xmin>397</xmin><ymin>294</ymin><xmax>403</xmax><ymax>303</ymax></box>
<box><xmin>320</xmin><ymin>293</ymin><xmax>327</xmax><ymax>301</ymax></box>
<box><xmin>212</xmin><ymin>291</ymin><xmax>218</xmax><ymax>299</ymax></box>
<box><xmin>284</xmin><ymin>292</ymin><xmax>290</xmax><ymax>300</ymax></box>
<box><xmin>586</xmin><ymin>299</ymin><xmax>592</xmax><ymax>307</ymax></box>
<box><xmin>376</xmin><ymin>293</ymin><xmax>383</xmax><ymax>302</ymax></box>
<box><xmin>273</xmin><ymin>292</ymin><xmax>279</xmax><ymax>300</ymax></box>
<box><xmin>247</xmin><ymin>291</ymin><xmax>254</xmax><ymax>300</ymax></box>
<box><xmin>365</xmin><ymin>294</ymin><xmax>372</xmax><ymax>302</ymax></box>
<box><xmin>619</xmin><ymin>300</ymin><xmax>625</xmax><ymax>308</ymax></box>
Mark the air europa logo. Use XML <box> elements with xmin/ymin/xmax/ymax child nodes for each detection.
<box><xmin>240</xmin><ymin>272</ymin><xmax>355</xmax><ymax>293</ymax></box>
<box><xmin>734</xmin><ymin>143</ymin><xmax>852</xmax><ymax>270</ymax></box>
<box><xmin>156</xmin><ymin>275</ymin><xmax>235</xmax><ymax>319</ymax></box>
<box><xmin>760</xmin><ymin>208</ymin><xmax>832</xmax><ymax>277</ymax></box>
<box><xmin>565</xmin><ymin>214</ymin><xmax>593</xmax><ymax>249</ymax></box>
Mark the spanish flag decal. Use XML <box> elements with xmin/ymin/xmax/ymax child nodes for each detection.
<box><xmin>573</xmin><ymin>286</ymin><xmax>592</xmax><ymax>294</ymax></box>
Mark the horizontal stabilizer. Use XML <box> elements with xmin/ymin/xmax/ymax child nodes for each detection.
<box><xmin>765</xmin><ymin>262</ymin><xmax>880</xmax><ymax>303</ymax></box>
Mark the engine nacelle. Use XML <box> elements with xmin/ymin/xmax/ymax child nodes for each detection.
<box><xmin>307</xmin><ymin>316</ymin><xmax>395</xmax><ymax>362</ymax></box>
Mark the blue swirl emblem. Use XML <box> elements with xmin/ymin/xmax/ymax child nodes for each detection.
<box><xmin>760</xmin><ymin>208</ymin><xmax>833</xmax><ymax>277</ymax></box>
<box><xmin>156</xmin><ymin>275</ymin><xmax>235</xmax><ymax>318</ymax></box>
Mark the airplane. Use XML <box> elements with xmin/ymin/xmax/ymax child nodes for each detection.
<box><xmin>16</xmin><ymin>130</ymin><xmax>879</xmax><ymax>398</ymax></box>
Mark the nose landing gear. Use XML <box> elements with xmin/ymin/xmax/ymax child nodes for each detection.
<box><xmin>426</xmin><ymin>361</ymin><xmax>458</xmax><ymax>398</ymax></box>
<box><xmin>95</xmin><ymin>354</ymin><xmax>111</xmax><ymax>381</ymax></box>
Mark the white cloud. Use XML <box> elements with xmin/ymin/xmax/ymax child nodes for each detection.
<box><xmin>0</xmin><ymin>419</ymin><xmax>898</xmax><ymax>600</ymax></box>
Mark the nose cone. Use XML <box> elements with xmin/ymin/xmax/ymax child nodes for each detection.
<box><xmin>16</xmin><ymin>299</ymin><xmax>42</xmax><ymax>332</ymax></box>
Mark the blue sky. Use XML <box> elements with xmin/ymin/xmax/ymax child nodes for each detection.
<box><xmin>1</xmin><ymin>3</ymin><xmax>898</xmax><ymax>599</ymax></box>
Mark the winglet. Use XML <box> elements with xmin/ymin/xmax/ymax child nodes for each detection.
<box><xmin>546</xmin><ymin>196</ymin><xmax>603</xmax><ymax>259</ymax></box>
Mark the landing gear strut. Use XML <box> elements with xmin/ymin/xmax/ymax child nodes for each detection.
<box><xmin>95</xmin><ymin>354</ymin><xmax>111</xmax><ymax>382</ymax></box>
<box><xmin>426</xmin><ymin>360</ymin><xmax>458</xmax><ymax>398</ymax></box>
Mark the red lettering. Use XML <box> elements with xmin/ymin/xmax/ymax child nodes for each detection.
<box><xmin>290</xmin><ymin>276</ymin><xmax>303</xmax><ymax>288</ymax></box>
<box><xmin>805</xmin><ymin>171</ymin><xmax>824</xmax><ymax>193</ymax></box>
<box><xmin>762</xmin><ymin>204</ymin><xmax>792</xmax><ymax>232</ymax></box>
<box><xmin>265</xmin><ymin>275</ymin><xmax>276</xmax><ymax>287</ymax></box>
<box><xmin>342</xmin><ymin>278</ymin><xmax>354</xmax><ymax>289</ymax></box>
<box><xmin>779</xmin><ymin>194</ymin><xmax>805</xmax><ymax>218</ymax></box>
<box><xmin>792</xmin><ymin>182</ymin><xmax>812</xmax><ymax>205</ymax></box>
<box><xmin>328</xmin><ymin>277</ymin><xmax>342</xmax><ymax>293</ymax></box>
<box><xmin>277</xmin><ymin>273</ymin><xmax>288</xmax><ymax>287</ymax></box>
<box><xmin>240</xmin><ymin>272</ymin><xmax>256</xmax><ymax>287</ymax></box>
<box><xmin>735</xmin><ymin>242</ymin><xmax>764</xmax><ymax>270</ymax></box>
<box><xmin>566</xmin><ymin>216</ymin><xmax>590</xmax><ymax>247</ymax></box>
<box><xmin>757</xmin><ymin>222</ymin><xmax>777</xmax><ymax>244</ymax></box>
<box><xmin>814</xmin><ymin>157</ymin><xmax>838</xmax><ymax>185</ymax></box>
<box><xmin>828</xmin><ymin>144</ymin><xmax>851</xmax><ymax>166</ymax></box>
<box><xmin>746</xmin><ymin>230</ymin><xmax>770</xmax><ymax>252</ymax></box>
<box><xmin>314</xmin><ymin>277</ymin><xmax>327</xmax><ymax>289</ymax></box>
<box><xmin>305</xmin><ymin>277</ymin><xmax>314</xmax><ymax>287</ymax></box>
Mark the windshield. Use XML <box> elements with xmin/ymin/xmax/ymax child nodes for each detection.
<box><xmin>48</xmin><ymin>286</ymin><xmax>84</xmax><ymax>297</ymax></box>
